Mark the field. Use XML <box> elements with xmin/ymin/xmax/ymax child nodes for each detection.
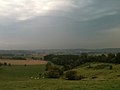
<box><xmin>0</xmin><ymin>63</ymin><xmax>120</xmax><ymax>90</ymax></box>
<box><xmin>0</xmin><ymin>60</ymin><xmax>47</xmax><ymax>65</ymax></box>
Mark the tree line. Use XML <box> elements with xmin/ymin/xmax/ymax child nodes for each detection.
<box><xmin>44</xmin><ymin>53</ymin><xmax>120</xmax><ymax>70</ymax></box>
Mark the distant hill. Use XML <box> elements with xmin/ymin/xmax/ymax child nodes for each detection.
<box><xmin>0</xmin><ymin>48</ymin><xmax>120</xmax><ymax>55</ymax></box>
<box><xmin>32</xmin><ymin>48</ymin><xmax>120</xmax><ymax>54</ymax></box>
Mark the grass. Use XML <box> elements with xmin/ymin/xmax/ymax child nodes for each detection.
<box><xmin>0</xmin><ymin>65</ymin><xmax>45</xmax><ymax>80</ymax></box>
<box><xmin>0</xmin><ymin>63</ymin><xmax>120</xmax><ymax>90</ymax></box>
<box><xmin>75</xmin><ymin>63</ymin><xmax>120</xmax><ymax>80</ymax></box>
<box><xmin>0</xmin><ymin>79</ymin><xmax>120</xmax><ymax>90</ymax></box>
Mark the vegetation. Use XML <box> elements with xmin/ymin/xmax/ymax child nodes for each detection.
<box><xmin>65</xmin><ymin>70</ymin><xmax>84</xmax><ymax>80</ymax></box>
<box><xmin>0</xmin><ymin>53</ymin><xmax>44</xmax><ymax>60</ymax></box>
<box><xmin>45</xmin><ymin>62</ymin><xmax>63</xmax><ymax>78</ymax></box>
<box><xmin>0</xmin><ymin>52</ymin><xmax>120</xmax><ymax>89</ymax></box>
<box><xmin>44</xmin><ymin>53</ymin><xmax>120</xmax><ymax>70</ymax></box>
<box><xmin>0</xmin><ymin>63</ymin><xmax>120</xmax><ymax>90</ymax></box>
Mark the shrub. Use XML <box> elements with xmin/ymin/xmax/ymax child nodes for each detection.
<box><xmin>45</xmin><ymin>66</ymin><xmax>63</xmax><ymax>78</ymax></box>
<box><xmin>109</xmin><ymin>65</ymin><xmax>113</xmax><ymax>70</ymax></box>
<box><xmin>45</xmin><ymin>62</ymin><xmax>52</xmax><ymax>71</ymax></box>
<box><xmin>46</xmin><ymin>70</ymin><xmax>60</xmax><ymax>78</ymax></box>
<box><xmin>91</xmin><ymin>76</ymin><xmax>97</xmax><ymax>79</ymax></box>
<box><xmin>8</xmin><ymin>63</ymin><xmax>11</xmax><ymax>66</ymax></box>
<box><xmin>65</xmin><ymin>70</ymin><xmax>84</xmax><ymax>80</ymax></box>
<box><xmin>4</xmin><ymin>62</ymin><xmax>7</xmax><ymax>66</ymax></box>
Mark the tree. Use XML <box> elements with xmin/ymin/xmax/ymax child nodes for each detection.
<box><xmin>107</xmin><ymin>53</ymin><xmax>115</xmax><ymax>63</ymax></box>
<box><xmin>115</xmin><ymin>53</ymin><xmax>120</xmax><ymax>63</ymax></box>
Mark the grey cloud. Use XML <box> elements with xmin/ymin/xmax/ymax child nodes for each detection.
<box><xmin>0</xmin><ymin>0</ymin><xmax>120</xmax><ymax>49</ymax></box>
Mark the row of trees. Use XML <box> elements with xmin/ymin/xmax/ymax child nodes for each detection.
<box><xmin>44</xmin><ymin>53</ymin><xmax>120</xmax><ymax>70</ymax></box>
<box><xmin>0</xmin><ymin>56</ymin><xmax>26</xmax><ymax>60</ymax></box>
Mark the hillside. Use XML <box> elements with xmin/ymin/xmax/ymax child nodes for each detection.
<box><xmin>0</xmin><ymin>63</ymin><xmax>120</xmax><ymax>90</ymax></box>
<box><xmin>74</xmin><ymin>63</ymin><xmax>120</xmax><ymax>80</ymax></box>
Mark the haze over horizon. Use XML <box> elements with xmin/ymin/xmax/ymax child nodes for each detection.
<box><xmin>0</xmin><ymin>0</ymin><xmax>120</xmax><ymax>50</ymax></box>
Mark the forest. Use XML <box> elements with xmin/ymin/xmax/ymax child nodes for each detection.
<box><xmin>44</xmin><ymin>53</ymin><xmax>120</xmax><ymax>70</ymax></box>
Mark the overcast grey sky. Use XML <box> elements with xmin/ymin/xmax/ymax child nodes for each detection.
<box><xmin>0</xmin><ymin>0</ymin><xmax>120</xmax><ymax>50</ymax></box>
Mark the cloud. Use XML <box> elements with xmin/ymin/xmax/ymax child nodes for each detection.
<box><xmin>0</xmin><ymin>0</ymin><xmax>72</xmax><ymax>20</ymax></box>
<box><xmin>0</xmin><ymin>0</ymin><xmax>119</xmax><ymax>22</ymax></box>
<box><xmin>0</xmin><ymin>0</ymin><xmax>93</xmax><ymax>21</ymax></box>
<box><xmin>0</xmin><ymin>0</ymin><xmax>120</xmax><ymax>49</ymax></box>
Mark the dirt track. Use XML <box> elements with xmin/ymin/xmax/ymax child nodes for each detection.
<box><xmin>0</xmin><ymin>60</ymin><xmax>47</xmax><ymax>65</ymax></box>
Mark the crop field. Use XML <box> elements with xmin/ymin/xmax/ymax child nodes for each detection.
<box><xmin>0</xmin><ymin>60</ymin><xmax>47</xmax><ymax>65</ymax></box>
<box><xmin>0</xmin><ymin>63</ymin><xmax>120</xmax><ymax>90</ymax></box>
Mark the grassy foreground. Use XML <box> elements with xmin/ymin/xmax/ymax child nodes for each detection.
<box><xmin>0</xmin><ymin>63</ymin><xmax>120</xmax><ymax>90</ymax></box>
<box><xmin>1</xmin><ymin>79</ymin><xmax>120</xmax><ymax>90</ymax></box>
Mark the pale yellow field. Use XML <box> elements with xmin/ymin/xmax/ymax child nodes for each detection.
<box><xmin>0</xmin><ymin>60</ymin><xmax>47</xmax><ymax>65</ymax></box>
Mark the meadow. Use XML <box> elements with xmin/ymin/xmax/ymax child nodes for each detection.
<box><xmin>0</xmin><ymin>63</ymin><xmax>120</xmax><ymax>90</ymax></box>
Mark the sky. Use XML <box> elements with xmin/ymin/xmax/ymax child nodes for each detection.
<box><xmin>0</xmin><ymin>0</ymin><xmax>120</xmax><ymax>50</ymax></box>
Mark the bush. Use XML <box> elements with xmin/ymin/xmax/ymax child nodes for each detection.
<box><xmin>45</xmin><ymin>62</ymin><xmax>52</xmax><ymax>71</ymax></box>
<box><xmin>45</xmin><ymin>66</ymin><xmax>63</xmax><ymax>78</ymax></box>
<box><xmin>46</xmin><ymin>70</ymin><xmax>60</xmax><ymax>78</ymax></box>
<box><xmin>109</xmin><ymin>65</ymin><xmax>113</xmax><ymax>70</ymax></box>
<box><xmin>8</xmin><ymin>63</ymin><xmax>11</xmax><ymax>66</ymax></box>
<box><xmin>4</xmin><ymin>62</ymin><xmax>7</xmax><ymax>66</ymax></box>
<box><xmin>91</xmin><ymin>76</ymin><xmax>97</xmax><ymax>79</ymax></box>
<box><xmin>65</xmin><ymin>70</ymin><xmax>84</xmax><ymax>80</ymax></box>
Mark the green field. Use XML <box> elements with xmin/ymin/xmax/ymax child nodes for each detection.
<box><xmin>0</xmin><ymin>63</ymin><xmax>120</xmax><ymax>90</ymax></box>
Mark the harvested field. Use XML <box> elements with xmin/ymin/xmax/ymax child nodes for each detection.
<box><xmin>0</xmin><ymin>60</ymin><xmax>47</xmax><ymax>65</ymax></box>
